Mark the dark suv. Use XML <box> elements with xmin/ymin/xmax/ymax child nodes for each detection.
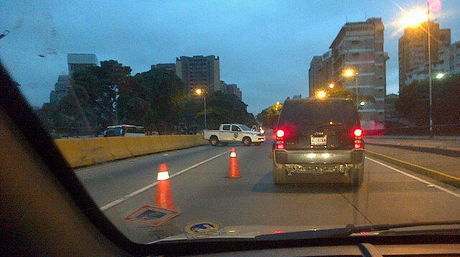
<box><xmin>273</xmin><ymin>97</ymin><xmax>364</xmax><ymax>186</ymax></box>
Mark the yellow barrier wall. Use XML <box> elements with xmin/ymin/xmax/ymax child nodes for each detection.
<box><xmin>55</xmin><ymin>135</ymin><xmax>207</xmax><ymax>168</ymax></box>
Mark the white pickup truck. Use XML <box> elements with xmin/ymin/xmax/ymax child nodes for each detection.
<box><xmin>204</xmin><ymin>124</ymin><xmax>266</xmax><ymax>146</ymax></box>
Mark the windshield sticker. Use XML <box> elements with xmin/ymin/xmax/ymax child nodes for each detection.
<box><xmin>185</xmin><ymin>222</ymin><xmax>219</xmax><ymax>234</ymax></box>
<box><xmin>124</xmin><ymin>205</ymin><xmax>179</xmax><ymax>226</ymax></box>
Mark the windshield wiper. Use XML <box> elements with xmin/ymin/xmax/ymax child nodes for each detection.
<box><xmin>255</xmin><ymin>220</ymin><xmax>460</xmax><ymax>241</ymax></box>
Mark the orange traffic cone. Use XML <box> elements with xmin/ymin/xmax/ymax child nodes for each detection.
<box><xmin>227</xmin><ymin>148</ymin><xmax>240</xmax><ymax>178</ymax></box>
<box><xmin>155</xmin><ymin>163</ymin><xmax>175</xmax><ymax>210</ymax></box>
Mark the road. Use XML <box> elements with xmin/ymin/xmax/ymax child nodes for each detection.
<box><xmin>77</xmin><ymin>137</ymin><xmax>460</xmax><ymax>244</ymax></box>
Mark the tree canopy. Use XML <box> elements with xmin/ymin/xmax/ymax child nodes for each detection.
<box><xmin>396</xmin><ymin>74</ymin><xmax>460</xmax><ymax>126</ymax></box>
<box><xmin>38</xmin><ymin>61</ymin><xmax>257</xmax><ymax>137</ymax></box>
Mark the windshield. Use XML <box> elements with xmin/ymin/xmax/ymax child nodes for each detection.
<box><xmin>2</xmin><ymin>0</ymin><xmax>460</xmax><ymax>249</ymax></box>
<box><xmin>239</xmin><ymin>125</ymin><xmax>252</xmax><ymax>131</ymax></box>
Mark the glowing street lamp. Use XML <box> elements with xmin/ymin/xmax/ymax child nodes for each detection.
<box><xmin>398</xmin><ymin>7</ymin><xmax>428</xmax><ymax>28</ymax></box>
<box><xmin>343</xmin><ymin>68</ymin><xmax>359</xmax><ymax>107</ymax></box>
<box><xmin>435</xmin><ymin>72</ymin><xmax>445</xmax><ymax>79</ymax></box>
<box><xmin>195</xmin><ymin>88</ymin><xmax>207</xmax><ymax>129</ymax></box>
<box><xmin>397</xmin><ymin>3</ymin><xmax>435</xmax><ymax>137</ymax></box>
<box><xmin>316</xmin><ymin>90</ymin><xmax>327</xmax><ymax>99</ymax></box>
<box><xmin>328</xmin><ymin>83</ymin><xmax>335</xmax><ymax>89</ymax></box>
<box><xmin>274</xmin><ymin>101</ymin><xmax>282</xmax><ymax>111</ymax></box>
<box><xmin>343</xmin><ymin>68</ymin><xmax>356</xmax><ymax>78</ymax></box>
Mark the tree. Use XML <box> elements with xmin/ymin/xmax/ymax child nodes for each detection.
<box><xmin>396</xmin><ymin>74</ymin><xmax>460</xmax><ymax>126</ymax></box>
<box><xmin>57</xmin><ymin>60</ymin><xmax>133</xmax><ymax>136</ymax></box>
<box><xmin>203</xmin><ymin>91</ymin><xmax>256</xmax><ymax>129</ymax></box>
<box><xmin>179</xmin><ymin>92</ymin><xmax>257</xmax><ymax>130</ymax></box>
<box><xmin>118</xmin><ymin>67</ymin><xmax>187</xmax><ymax>133</ymax></box>
<box><xmin>257</xmin><ymin>103</ymin><xmax>282</xmax><ymax>129</ymax></box>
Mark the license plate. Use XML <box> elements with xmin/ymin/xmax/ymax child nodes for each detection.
<box><xmin>310</xmin><ymin>135</ymin><xmax>327</xmax><ymax>146</ymax></box>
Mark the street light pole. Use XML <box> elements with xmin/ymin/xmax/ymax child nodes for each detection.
<box><xmin>355</xmin><ymin>76</ymin><xmax>359</xmax><ymax>108</ymax></box>
<box><xmin>204</xmin><ymin>94</ymin><xmax>207</xmax><ymax>129</ymax></box>
<box><xmin>427</xmin><ymin>1</ymin><xmax>433</xmax><ymax>138</ymax></box>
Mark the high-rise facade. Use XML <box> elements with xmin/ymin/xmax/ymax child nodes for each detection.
<box><xmin>67</xmin><ymin>53</ymin><xmax>99</xmax><ymax>75</ymax></box>
<box><xmin>308</xmin><ymin>51</ymin><xmax>333</xmax><ymax>97</ymax></box>
<box><xmin>220</xmin><ymin>80</ymin><xmax>242</xmax><ymax>100</ymax></box>
<box><xmin>309</xmin><ymin>18</ymin><xmax>389</xmax><ymax>129</ymax></box>
<box><xmin>175</xmin><ymin>55</ymin><xmax>220</xmax><ymax>97</ymax></box>
<box><xmin>49</xmin><ymin>75</ymin><xmax>71</xmax><ymax>103</ymax></box>
<box><xmin>398</xmin><ymin>21</ymin><xmax>451</xmax><ymax>89</ymax></box>
<box><xmin>450</xmin><ymin>41</ymin><xmax>460</xmax><ymax>74</ymax></box>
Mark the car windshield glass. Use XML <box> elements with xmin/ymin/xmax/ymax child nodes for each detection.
<box><xmin>105</xmin><ymin>127</ymin><xmax>123</xmax><ymax>136</ymax></box>
<box><xmin>239</xmin><ymin>125</ymin><xmax>252</xmax><ymax>131</ymax></box>
<box><xmin>2</xmin><ymin>0</ymin><xmax>460</xmax><ymax>250</ymax></box>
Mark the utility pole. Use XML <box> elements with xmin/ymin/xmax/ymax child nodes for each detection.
<box><xmin>427</xmin><ymin>1</ymin><xmax>433</xmax><ymax>138</ymax></box>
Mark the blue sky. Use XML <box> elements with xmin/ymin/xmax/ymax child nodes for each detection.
<box><xmin>0</xmin><ymin>0</ymin><xmax>459</xmax><ymax>114</ymax></box>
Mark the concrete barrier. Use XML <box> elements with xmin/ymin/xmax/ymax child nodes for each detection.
<box><xmin>55</xmin><ymin>135</ymin><xmax>207</xmax><ymax>168</ymax></box>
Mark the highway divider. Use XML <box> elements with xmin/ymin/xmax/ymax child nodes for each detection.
<box><xmin>365</xmin><ymin>149</ymin><xmax>460</xmax><ymax>188</ymax></box>
<box><xmin>55</xmin><ymin>135</ymin><xmax>208</xmax><ymax>168</ymax></box>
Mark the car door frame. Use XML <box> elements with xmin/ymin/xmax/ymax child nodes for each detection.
<box><xmin>231</xmin><ymin>125</ymin><xmax>244</xmax><ymax>142</ymax></box>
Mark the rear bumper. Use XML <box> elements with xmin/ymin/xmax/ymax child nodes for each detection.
<box><xmin>274</xmin><ymin>149</ymin><xmax>363</xmax><ymax>165</ymax></box>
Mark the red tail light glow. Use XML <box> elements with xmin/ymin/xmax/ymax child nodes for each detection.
<box><xmin>353</xmin><ymin>128</ymin><xmax>363</xmax><ymax>137</ymax></box>
<box><xmin>276</xmin><ymin>143</ymin><xmax>285</xmax><ymax>149</ymax></box>
<box><xmin>353</xmin><ymin>128</ymin><xmax>363</xmax><ymax>149</ymax></box>
<box><xmin>276</xmin><ymin>129</ymin><xmax>285</xmax><ymax>138</ymax></box>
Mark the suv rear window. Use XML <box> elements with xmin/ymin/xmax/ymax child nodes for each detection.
<box><xmin>279</xmin><ymin>99</ymin><xmax>359</xmax><ymax>129</ymax></box>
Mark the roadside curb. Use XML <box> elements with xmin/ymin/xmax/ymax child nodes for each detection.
<box><xmin>366</xmin><ymin>142</ymin><xmax>460</xmax><ymax>158</ymax></box>
<box><xmin>365</xmin><ymin>149</ymin><xmax>460</xmax><ymax>188</ymax></box>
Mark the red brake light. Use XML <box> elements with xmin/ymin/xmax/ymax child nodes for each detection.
<box><xmin>353</xmin><ymin>128</ymin><xmax>363</xmax><ymax>137</ymax></box>
<box><xmin>276</xmin><ymin>143</ymin><xmax>285</xmax><ymax>149</ymax></box>
<box><xmin>276</xmin><ymin>129</ymin><xmax>285</xmax><ymax>138</ymax></box>
<box><xmin>354</xmin><ymin>143</ymin><xmax>363</xmax><ymax>149</ymax></box>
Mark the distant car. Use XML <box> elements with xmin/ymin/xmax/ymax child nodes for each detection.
<box><xmin>103</xmin><ymin>125</ymin><xmax>145</xmax><ymax>137</ymax></box>
<box><xmin>272</xmin><ymin>97</ymin><xmax>364</xmax><ymax>186</ymax></box>
<box><xmin>204</xmin><ymin>124</ymin><xmax>266</xmax><ymax>146</ymax></box>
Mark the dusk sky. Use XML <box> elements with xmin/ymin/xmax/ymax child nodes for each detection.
<box><xmin>1</xmin><ymin>0</ymin><xmax>459</xmax><ymax>114</ymax></box>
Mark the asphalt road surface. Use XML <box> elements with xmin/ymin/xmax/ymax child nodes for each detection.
<box><xmin>77</xmin><ymin>137</ymin><xmax>460</xmax><ymax>244</ymax></box>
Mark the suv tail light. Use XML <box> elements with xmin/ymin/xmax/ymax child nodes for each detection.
<box><xmin>275</xmin><ymin>129</ymin><xmax>285</xmax><ymax>150</ymax></box>
<box><xmin>353</xmin><ymin>128</ymin><xmax>363</xmax><ymax>137</ymax></box>
<box><xmin>353</xmin><ymin>128</ymin><xmax>363</xmax><ymax>149</ymax></box>
<box><xmin>276</xmin><ymin>129</ymin><xmax>285</xmax><ymax>138</ymax></box>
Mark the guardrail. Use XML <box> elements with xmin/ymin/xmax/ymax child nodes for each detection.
<box><xmin>54</xmin><ymin>135</ymin><xmax>208</xmax><ymax>168</ymax></box>
<box><xmin>365</xmin><ymin>124</ymin><xmax>460</xmax><ymax>136</ymax></box>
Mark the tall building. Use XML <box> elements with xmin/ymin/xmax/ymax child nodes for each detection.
<box><xmin>308</xmin><ymin>51</ymin><xmax>332</xmax><ymax>96</ymax></box>
<box><xmin>220</xmin><ymin>80</ymin><xmax>242</xmax><ymax>100</ymax></box>
<box><xmin>448</xmin><ymin>41</ymin><xmax>460</xmax><ymax>74</ymax></box>
<box><xmin>151</xmin><ymin>63</ymin><xmax>176</xmax><ymax>72</ymax></box>
<box><xmin>309</xmin><ymin>18</ymin><xmax>389</xmax><ymax>129</ymax></box>
<box><xmin>67</xmin><ymin>53</ymin><xmax>99</xmax><ymax>75</ymax></box>
<box><xmin>49</xmin><ymin>75</ymin><xmax>71</xmax><ymax>103</ymax></box>
<box><xmin>175</xmin><ymin>55</ymin><xmax>220</xmax><ymax>96</ymax></box>
<box><xmin>398</xmin><ymin>21</ymin><xmax>451</xmax><ymax>89</ymax></box>
<box><xmin>384</xmin><ymin>93</ymin><xmax>401</xmax><ymax>126</ymax></box>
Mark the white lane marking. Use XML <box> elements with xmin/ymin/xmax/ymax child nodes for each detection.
<box><xmin>100</xmin><ymin>150</ymin><xmax>230</xmax><ymax>211</ymax></box>
<box><xmin>366</xmin><ymin>157</ymin><xmax>460</xmax><ymax>199</ymax></box>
